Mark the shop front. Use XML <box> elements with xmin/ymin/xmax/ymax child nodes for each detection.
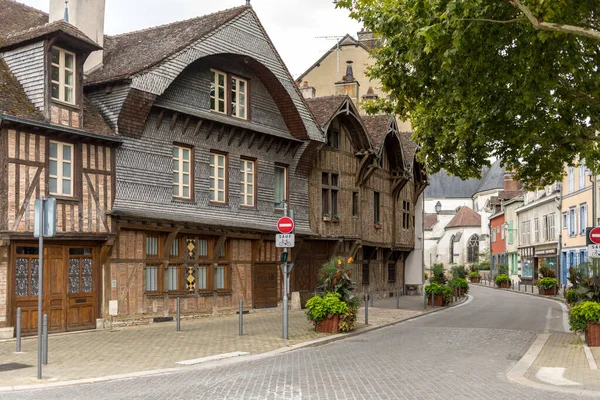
<box><xmin>535</xmin><ymin>247</ymin><xmax>559</xmax><ymax>280</ymax></box>
<box><xmin>519</xmin><ymin>246</ymin><xmax>535</xmax><ymax>282</ymax></box>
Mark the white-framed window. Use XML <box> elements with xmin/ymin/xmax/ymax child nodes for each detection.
<box><xmin>491</xmin><ymin>228</ymin><xmax>496</xmax><ymax>243</ymax></box>
<box><xmin>548</xmin><ymin>213</ymin><xmax>556</xmax><ymax>240</ymax></box>
<box><xmin>145</xmin><ymin>265</ymin><xmax>158</xmax><ymax>292</ymax></box>
<box><xmin>172</xmin><ymin>145</ymin><xmax>191</xmax><ymax>199</ymax></box>
<box><xmin>579</xmin><ymin>164</ymin><xmax>586</xmax><ymax>190</ymax></box>
<box><xmin>196</xmin><ymin>266</ymin><xmax>208</xmax><ymax>291</ymax></box>
<box><xmin>210</xmin><ymin>69</ymin><xmax>227</xmax><ymax>114</ymax></box>
<box><xmin>569</xmin><ymin>207</ymin><xmax>577</xmax><ymax>237</ymax></box>
<box><xmin>49</xmin><ymin>140</ymin><xmax>73</xmax><ymax>196</ymax></box>
<box><xmin>167</xmin><ymin>266</ymin><xmax>178</xmax><ymax>291</ymax></box>
<box><xmin>521</xmin><ymin>221</ymin><xmax>531</xmax><ymax>245</ymax></box>
<box><xmin>51</xmin><ymin>47</ymin><xmax>75</xmax><ymax>104</ymax></box>
<box><xmin>274</xmin><ymin>165</ymin><xmax>287</xmax><ymax>208</ymax></box>
<box><xmin>580</xmin><ymin>204</ymin><xmax>587</xmax><ymax>235</ymax></box>
<box><xmin>501</xmin><ymin>225</ymin><xmax>505</xmax><ymax>240</ymax></box>
<box><xmin>215</xmin><ymin>266</ymin><xmax>226</xmax><ymax>289</ymax></box>
<box><xmin>568</xmin><ymin>167</ymin><xmax>575</xmax><ymax>193</ymax></box>
<box><xmin>209</xmin><ymin>153</ymin><xmax>227</xmax><ymax>203</ymax></box>
<box><xmin>240</xmin><ymin>159</ymin><xmax>255</xmax><ymax>207</ymax></box>
<box><xmin>534</xmin><ymin>218</ymin><xmax>540</xmax><ymax>243</ymax></box>
<box><xmin>562</xmin><ymin>212</ymin><xmax>568</xmax><ymax>229</ymax></box>
<box><xmin>231</xmin><ymin>76</ymin><xmax>247</xmax><ymax>120</ymax></box>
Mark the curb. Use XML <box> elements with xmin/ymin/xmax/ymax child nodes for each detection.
<box><xmin>472</xmin><ymin>283</ymin><xmax>566</xmax><ymax>304</ymax></box>
<box><xmin>0</xmin><ymin>295</ymin><xmax>470</xmax><ymax>392</ymax></box>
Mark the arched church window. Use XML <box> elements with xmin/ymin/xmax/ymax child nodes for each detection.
<box><xmin>467</xmin><ymin>235</ymin><xmax>479</xmax><ymax>263</ymax></box>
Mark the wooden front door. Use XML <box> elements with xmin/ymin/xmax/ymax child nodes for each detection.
<box><xmin>254</xmin><ymin>263</ymin><xmax>278</xmax><ymax>308</ymax></box>
<box><xmin>13</xmin><ymin>244</ymin><xmax>97</xmax><ymax>335</ymax></box>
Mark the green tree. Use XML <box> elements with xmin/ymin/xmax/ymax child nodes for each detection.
<box><xmin>336</xmin><ymin>0</ymin><xmax>600</xmax><ymax>188</ymax></box>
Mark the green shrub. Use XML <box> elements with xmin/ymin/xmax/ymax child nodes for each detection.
<box><xmin>469</xmin><ymin>271</ymin><xmax>480</xmax><ymax>279</ymax></box>
<box><xmin>569</xmin><ymin>301</ymin><xmax>600</xmax><ymax>332</ymax></box>
<box><xmin>450</xmin><ymin>277</ymin><xmax>469</xmax><ymax>294</ymax></box>
<box><xmin>497</xmin><ymin>263</ymin><xmax>509</xmax><ymax>276</ymax></box>
<box><xmin>430</xmin><ymin>264</ymin><xmax>448</xmax><ymax>285</ymax></box>
<box><xmin>425</xmin><ymin>283</ymin><xmax>454</xmax><ymax>303</ymax></box>
<box><xmin>566</xmin><ymin>289</ymin><xmax>580</xmax><ymax>304</ymax></box>
<box><xmin>451</xmin><ymin>265</ymin><xmax>467</xmax><ymax>279</ymax></box>
<box><xmin>539</xmin><ymin>263</ymin><xmax>557</xmax><ymax>279</ymax></box>
<box><xmin>315</xmin><ymin>257</ymin><xmax>358</xmax><ymax>305</ymax></box>
<box><xmin>305</xmin><ymin>292</ymin><xmax>349</xmax><ymax>325</ymax></box>
<box><xmin>495</xmin><ymin>274</ymin><xmax>510</xmax><ymax>287</ymax></box>
<box><xmin>338</xmin><ymin>306</ymin><xmax>358</xmax><ymax>332</ymax></box>
<box><xmin>536</xmin><ymin>277</ymin><xmax>558</xmax><ymax>289</ymax></box>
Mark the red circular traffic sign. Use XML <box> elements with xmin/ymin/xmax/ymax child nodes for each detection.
<box><xmin>590</xmin><ymin>227</ymin><xmax>600</xmax><ymax>244</ymax></box>
<box><xmin>277</xmin><ymin>217</ymin><xmax>294</xmax><ymax>234</ymax></box>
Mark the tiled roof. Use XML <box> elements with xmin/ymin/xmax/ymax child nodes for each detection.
<box><xmin>498</xmin><ymin>190</ymin><xmax>526</xmax><ymax>200</ymax></box>
<box><xmin>85</xmin><ymin>6</ymin><xmax>249</xmax><ymax>85</ymax></box>
<box><xmin>424</xmin><ymin>213</ymin><xmax>438</xmax><ymax>230</ymax></box>
<box><xmin>82</xmin><ymin>96</ymin><xmax>116</xmax><ymax>137</ymax></box>
<box><xmin>305</xmin><ymin>95</ymin><xmax>347</xmax><ymax>127</ymax></box>
<box><xmin>0</xmin><ymin>58</ymin><xmax>44</xmax><ymax>120</ymax></box>
<box><xmin>399</xmin><ymin>132</ymin><xmax>417</xmax><ymax>164</ymax></box>
<box><xmin>426</xmin><ymin>160</ymin><xmax>505</xmax><ymax>199</ymax></box>
<box><xmin>475</xmin><ymin>159</ymin><xmax>505</xmax><ymax>193</ymax></box>
<box><xmin>362</xmin><ymin>115</ymin><xmax>390</xmax><ymax>149</ymax></box>
<box><xmin>446</xmin><ymin>206</ymin><xmax>481</xmax><ymax>229</ymax></box>
<box><xmin>0</xmin><ymin>0</ymin><xmax>48</xmax><ymax>39</ymax></box>
<box><xmin>0</xmin><ymin>20</ymin><xmax>100</xmax><ymax>50</ymax></box>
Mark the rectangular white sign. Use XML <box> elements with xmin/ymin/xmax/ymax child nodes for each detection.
<box><xmin>588</xmin><ymin>244</ymin><xmax>600</xmax><ymax>258</ymax></box>
<box><xmin>276</xmin><ymin>234</ymin><xmax>295</xmax><ymax>248</ymax></box>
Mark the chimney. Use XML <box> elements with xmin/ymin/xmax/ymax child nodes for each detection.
<box><xmin>299</xmin><ymin>81</ymin><xmax>316</xmax><ymax>99</ymax></box>
<box><xmin>503</xmin><ymin>171</ymin><xmax>522</xmax><ymax>192</ymax></box>
<box><xmin>357</xmin><ymin>28</ymin><xmax>374</xmax><ymax>43</ymax></box>
<box><xmin>335</xmin><ymin>61</ymin><xmax>359</xmax><ymax>101</ymax></box>
<box><xmin>50</xmin><ymin>0</ymin><xmax>106</xmax><ymax>73</ymax></box>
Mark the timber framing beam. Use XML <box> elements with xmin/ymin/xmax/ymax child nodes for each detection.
<box><xmin>238</xmin><ymin>129</ymin><xmax>247</xmax><ymax>147</ymax></box>
<box><xmin>212</xmin><ymin>235</ymin><xmax>227</xmax><ymax>263</ymax></box>
<box><xmin>182</xmin><ymin>116</ymin><xmax>191</xmax><ymax>136</ymax></box>
<box><xmin>349</xmin><ymin>240</ymin><xmax>362</xmax><ymax>260</ymax></box>
<box><xmin>161</xmin><ymin>228</ymin><xmax>181</xmax><ymax>259</ymax></box>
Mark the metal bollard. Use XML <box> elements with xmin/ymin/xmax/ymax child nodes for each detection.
<box><xmin>239</xmin><ymin>300</ymin><xmax>243</xmax><ymax>336</ymax></box>
<box><xmin>554</xmin><ymin>285</ymin><xmax>557</xmax><ymax>297</ymax></box>
<box><xmin>176</xmin><ymin>297</ymin><xmax>181</xmax><ymax>332</ymax></box>
<box><xmin>16</xmin><ymin>307</ymin><xmax>21</xmax><ymax>353</ymax></box>
<box><xmin>396</xmin><ymin>291</ymin><xmax>400</xmax><ymax>309</ymax></box>
<box><xmin>423</xmin><ymin>291</ymin><xmax>427</xmax><ymax>310</ymax></box>
<box><xmin>531</xmin><ymin>283</ymin><xmax>534</xmax><ymax>293</ymax></box>
<box><xmin>518</xmin><ymin>281</ymin><xmax>521</xmax><ymax>292</ymax></box>
<box><xmin>365</xmin><ymin>295</ymin><xmax>369</xmax><ymax>325</ymax></box>
<box><xmin>42</xmin><ymin>314</ymin><xmax>48</xmax><ymax>365</ymax></box>
<box><xmin>431</xmin><ymin>291</ymin><xmax>434</xmax><ymax>309</ymax></box>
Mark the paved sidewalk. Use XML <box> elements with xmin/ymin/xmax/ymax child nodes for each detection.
<box><xmin>524</xmin><ymin>332</ymin><xmax>600</xmax><ymax>391</ymax></box>
<box><xmin>0</xmin><ymin>294</ymin><xmax>451</xmax><ymax>389</ymax></box>
<box><xmin>473</xmin><ymin>280</ymin><xmax>566</xmax><ymax>302</ymax></box>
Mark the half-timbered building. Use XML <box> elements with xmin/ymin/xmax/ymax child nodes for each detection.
<box><xmin>0</xmin><ymin>0</ymin><xmax>120</xmax><ymax>337</ymax></box>
<box><xmin>295</xmin><ymin>95</ymin><xmax>427</xmax><ymax>302</ymax></box>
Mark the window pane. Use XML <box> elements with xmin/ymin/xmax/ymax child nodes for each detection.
<box><xmin>183</xmin><ymin>161</ymin><xmax>189</xmax><ymax>173</ymax></box>
<box><xmin>64</xmin><ymin>53</ymin><xmax>74</xmax><ymax>69</ymax></box>
<box><xmin>51</xmin><ymin>83</ymin><xmax>60</xmax><ymax>100</ymax></box>
<box><xmin>64</xmin><ymin>87</ymin><xmax>73</xmax><ymax>103</ymax></box>
<box><xmin>198</xmin><ymin>240</ymin><xmax>208</xmax><ymax>256</ymax></box>
<box><xmin>51</xmin><ymin>66</ymin><xmax>59</xmax><ymax>82</ymax></box>
<box><xmin>218</xmin><ymin>156</ymin><xmax>224</xmax><ymax>167</ymax></box>
<box><xmin>218</xmin><ymin>191</ymin><xmax>224</xmax><ymax>202</ymax></box>
<box><xmin>218</xmin><ymin>74</ymin><xmax>224</xmax><ymax>87</ymax></box>
<box><xmin>216</xmin><ymin>266</ymin><xmax>225</xmax><ymax>289</ymax></box>
<box><xmin>49</xmin><ymin>142</ymin><xmax>58</xmax><ymax>158</ymax></box>
<box><xmin>146</xmin><ymin>267</ymin><xmax>157</xmax><ymax>291</ymax></box>
<box><xmin>49</xmin><ymin>178</ymin><xmax>58</xmax><ymax>194</ymax></box>
<box><xmin>183</xmin><ymin>149</ymin><xmax>190</xmax><ymax>161</ymax></box>
<box><xmin>218</xmin><ymin>180</ymin><xmax>224</xmax><ymax>190</ymax></box>
<box><xmin>167</xmin><ymin>267</ymin><xmax>178</xmax><ymax>291</ymax></box>
<box><xmin>63</xmin><ymin>145</ymin><xmax>72</xmax><ymax>161</ymax></box>
<box><xmin>52</xmin><ymin>48</ymin><xmax>60</xmax><ymax>64</ymax></box>
<box><xmin>210</xmin><ymin>97</ymin><xmax>215</xmax><ymax>111</ymax></box>
<box><xmin>49</xmin><ymin>160</ymin><xmax>58</xmax><ymax>176</ymax></box>
<box><xmin>275</xmin><ymin>167</ymin><xmax>286</xmax><ymax>204</ymax></box>
<box><xmin>173</xmin><ymin>185</ymin><xmax>179</xmax><ymax>197</ymax></box>
<box><xmin>65</xmin><ymin>70</ymin><xmax>73</xmax><ymax>86</ymax></box>
<box><xmin>183</xmin><ymin>174</ymin><xmax>189</xmax><ymax>185</ymax></box>
<box><xmin>183</xmin><ymin>187</ymin><xmax>189</xmax><ymax>198</ymax></box>
<box><xmin>63</xmin><ymin>162</ymin><xmax>71</xmax><ymax>178</ymax></box>
<box><xmin>247</xmin><ymin>195</ymin><xmax>253</xmax><ymax>205</ymax></box>
<box><xmin>173</xmin><ymin>173</ymin><xmax>179</xmax><ymax>184</ymax></box>
<box><xmin>239</xmin><ymin>107</ymin><xmax>246</xmax><ymax>119</ymax></box>
<box><xmin>62</xmin><ymin>179</ymin><xmax>71</xmax><ymax>195</ymax></box>
<box><xmin>239</xmin><ymin>81</ymin><xmax>246</xmax><ymax>93</ymax></box>
<box><xmin>218</xmin><ymin>100</ymin><xmax>225</xmax><ymax>113</ymax></box>
<box><xmin>197</xmin><ymin>266</ymin><xmax>207</xmax><ymax>290</ymax></box>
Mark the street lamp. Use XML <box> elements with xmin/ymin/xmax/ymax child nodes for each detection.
<box><xmin>435</xmin><ymin>201</ymin><xmax>442</xmax><ymax>214</ymax></box>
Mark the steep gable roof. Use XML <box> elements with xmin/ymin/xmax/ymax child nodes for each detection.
<box><xmin>305</xmin><ymin>95</ymin><xmax>347</xmax><ymax>127</ymax></box>
<box><xmin>399</xmin><ymin>132</ymin><xmax>418</xmax><ymax>164</ymax></box>
<box><xmin>446</xmin><ymin>206</ymin><xmax>481</xmax><ymax>229</ymax></box>
<box><xmin>0</xmin><ymin>0</ymin><xmax>48</xmax><ymax>40</ymax></box>
<box><xmin>362</xmin><ymin>115</ymin><xmax>391</xmax><ymax>149</ymax></box>
<box><xmin>475</xmin><ymin>159</ymin><xmax>505</xmax><ymax>193</ymax></box>
<box><xmin>85</xmin><ymin>6</ymin><xmax>249</xmax><ymax>85</ymax></box>
<box><xmin>424</xmin><ymin>213</ymin><xmax>438</xmax><ymax>230</ymax></box>
<box><xmin>0</xmin><ymin>58</ymin><xmax>44</xmax><ymax>121</ymax></box>
<box><xmin>0</xmin><ymin>20</ymin><xmax>101</xmax><ymax>51</ymax></box>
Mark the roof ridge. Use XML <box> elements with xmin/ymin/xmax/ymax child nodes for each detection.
<box><xmin>6</xmin><ymin>19</ymin><xmax>68</xmax><ymax>39</ymax></box>
<box><xmin>6</xmin><ymin>0</ymin><xmax>48</xmax><ymax>18</ymax></box>
<box><xmin>107</xmin><ymin>5</ymin><xmax>249</xmax><ymax>40</ymax></box>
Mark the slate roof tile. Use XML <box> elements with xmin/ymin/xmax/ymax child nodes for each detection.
<box><xmin>304</xmin><ymin>95</ymin><xmax>347</xmax><ymax>127</ymax></box>
<box><xmin>0</xmin><ymin>0</ymin><xmax>48</xmax><ymax>39</ymax></box>
<box><xmin>0</xmin><ymin>20</ymin><xmax>100</xmax><ymax>50</ymax></box>
<box><xmin>0</xmin><ymin>58</ymin><xmax>44</xmax><ymax>120</ymax></box>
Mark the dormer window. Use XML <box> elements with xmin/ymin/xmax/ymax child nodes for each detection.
<box><xmin>210</xmin><ymin>69</ymin><xmax>250</xmax><ymax>120</ymax></box>
<box><xmin>51</xmin><ymin>47</ymin><xmax>76</xmax><ymax>105</ymax></box>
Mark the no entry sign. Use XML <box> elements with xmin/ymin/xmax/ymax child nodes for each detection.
<box><xmin>277</xmin><ymin>216</ymin><xmax>294</xmax><ymax>234</ymax></box>
<box><xmin>588</xmin><ymin>227</ymin><xmax>600</xmax><ymax>245</ymax></box>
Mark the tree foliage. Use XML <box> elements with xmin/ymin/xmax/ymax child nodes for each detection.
<box><xmin>336</xmin><ymin>0</ymin><xmax>600</xmax><ymax>187</ymax></box>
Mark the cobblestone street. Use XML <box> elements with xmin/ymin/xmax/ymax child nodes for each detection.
<box><xmin>1</xmin><ymin>286</ymin><xmax>595</xmax><ymax>399</ymax></box>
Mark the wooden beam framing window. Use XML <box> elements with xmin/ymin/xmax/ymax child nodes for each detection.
<box><xmin>210</xmin><ymin>69</ymin><xmax>227</xmax><ymax>114</ymax></box>
<box><xmin>240</xmin><ymin>159</ymin><xmax>255</xmax><ymax>207</ymax></box>
<box><xmin>327</xmin><ymin>119</ymin><xmax>340</xmax><ymax>149</ymax></box>
<box><xmin>274</xmin><ymin>165</ymin><xmax>288</xmax><ymax>208</ymax></box>
<box><xmin>209</xmin><ymin>152</ymin><xmax>227</xmax><ymax>203</ymax></box>
<box><xmin>231</xmin><ymin>76</ymin><xmax>248</xmax><ymax>120</ymax></box>
<box><xmin>352</xmin><ymin>192</ymin><xmax>359</xmax><ymax>217</ymax></box>
<box><xmin>322</xmin><ymin>172</ymin><xmax>339</xmax><ymax>216</ymax></box>
<box><xmin>51</xmin><ymin>47</ymin><xmax>76</xmax><ymax>104</ymax></box>
<box><xmin>49</xmin><ymin>140</ymin><xmax>73</xmax><ymax>196</ymax></box>
<box><xmin>402</xmin><ymin>200</ymin><xmax>410</xmax><ymax>229</ymax></box>
<box><xmin>374</xmin><ymin>192</ymin><xmax>381</xmax><ymax>224</ymax></box>
<box><xmin>172</xmin><ymin>145</ymin><xmax>192</xmax><ymax>199</ymax></box>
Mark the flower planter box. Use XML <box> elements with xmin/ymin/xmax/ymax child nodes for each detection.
<box><xmin>470</xmin><ymin>277</ymin><xmax>480</xmax><ymax>284</ymax></box>
<box><xmin>498</xmin><ymin>281</ymin><xmax>510</xmax><ymax>289</ymax></box>
<box><xmin>539</xmin><ymin>286</ymin><xmax>557</xmax><ymax>296</ymax></box>
<box><xmin>315</xmin><ymin>314</ymin><xmax>340</xmax><ymax>333</ymax></box>
<box><xmin>586</xmin><ymin>322</ymin><xmax>600</xmax><ymax>347</ymax></box>
<box><xmin>374</xmin><ymin>224</ymin><xmax>382</xmax><ymax>230</ymax></box>
<box><xmin>427</xmin><ymin>294</ymin><xmax>444</xmax><ymax>306</ymax></box>
<box><xmin>322</xmin><ymin>216</ymin><xmax>331</xmax><ymax>222</ymax></box>
<box><xmin>331</xmin><ymin>219</ymin><xmax>340</xmax><ymax>224</ymax></box>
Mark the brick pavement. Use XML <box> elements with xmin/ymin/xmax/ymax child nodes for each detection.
<box><xmin>0</xmin><ymin>294</ymin><xmax>443</xmax><ymax>388</ymax></box>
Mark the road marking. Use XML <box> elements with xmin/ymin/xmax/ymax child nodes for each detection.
<box><xmin>544</xmin><ymin>307</ymin><xmax>552</xmax><ymax>333</ymax></box>
<box><xmin>175</xmin><ymin>351</ymin><xmax>249</xmax><ymax>365</ymax></box>
<box><xmin>536</xmin><ymin>367</ymin><xmax>581</xmax><ymax>386</ymax></box>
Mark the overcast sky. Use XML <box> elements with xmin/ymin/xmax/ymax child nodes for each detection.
<box><xmin>21</xmin><ymin>0</ymin><xmax>362</xmax><ymax>78</ymax></box>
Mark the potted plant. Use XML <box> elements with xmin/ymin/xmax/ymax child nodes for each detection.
<box><xmin>305</xmin><ymin>292</ymin><xmax>348</xmax><ymax>333</ymax></box>
<box><xmin>536</xmin><ymin>277</ymin><xmax>559</xmax><ymax>296</ymax></box>
<box><xmin>566</xmin><ymin>289</ymin><xmax>580</xmax><ymax>305</ymax></box>
<box><xmin>569</xmin><ymin>301</ymin><xmax>600</xmax><ymax>346</ymax></box>
<box><xmin>469</xmin><ymin>271</ymin><xmax>481</xmax><ymax>283</ymax></box>
<box><xmin>450</xmin><ymin>277</ymin><xmax>469</xmax><ymax>296</ymax></box>
<box><xmin>322</xmin><ymin>213</ymin><xmax>331</xmax><ymax>222</ymax></box>
<box><xmin>374</xmin><ymin>221</ymin><xmax>382</xmax><ymax>229</ymax></box>
<box><xmin>332</xmin><ymin>214</ymin><xmax>340</xmax><ymax>223</ymax></box>
<box><xmin>425</xmin><ymin>282</ymin><xmax>453</xmax><ymax>306</ymax></box>
<box><xmin>495</xmin><ymin>274</ymin><xmax>511</xmax><ymax>288</ymax></box>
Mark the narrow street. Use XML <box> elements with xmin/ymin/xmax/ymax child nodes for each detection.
<box><xmin>1</xmin><ymin>286</ymin><xmax>580</xmax><ymax>400</ymax></box>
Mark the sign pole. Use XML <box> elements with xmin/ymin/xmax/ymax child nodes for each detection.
<box><xmin>283</xmin><ymin>201</ymin><xmax>288</xmax><ymax>340</ymax></box>
<box><xmin>37</xmin><ymin>197</ymin><xmax>44</xmax><ymax>380</ymax></box>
